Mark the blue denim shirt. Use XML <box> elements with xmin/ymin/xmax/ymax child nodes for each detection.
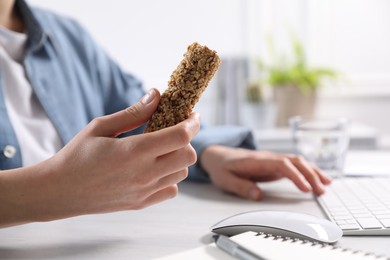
<box><xmin>0</xmin><ymin>0</ymin><xmax>256</xmax><ymax>181</ymax></box>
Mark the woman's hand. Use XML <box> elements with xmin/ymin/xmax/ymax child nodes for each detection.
<box><xmin>0</xmin><ymin>88</ymin><xmax>200</xmax><ymax>227</ymax></box>
<box><xmin>200</xmin><ymin>145</ymin><xmax>332</xmax><ymax>201</ymax></box>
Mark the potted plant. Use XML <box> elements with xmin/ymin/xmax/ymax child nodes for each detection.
<box><xmin>257</xmin><ymin>35</ymin><xmax>339</xmax><ymax>127</ymax></box>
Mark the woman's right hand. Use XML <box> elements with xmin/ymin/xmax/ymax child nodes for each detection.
<box><xmin>0</xmin><ymin>88</ymin><xmax>200</xmax><ymax>227</ymax></box>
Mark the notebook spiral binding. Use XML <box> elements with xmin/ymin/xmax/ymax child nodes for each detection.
<box><xmin>255</xmin><ymin>232</ymin><xmax>389</xmax><ymax>260</ymax></box>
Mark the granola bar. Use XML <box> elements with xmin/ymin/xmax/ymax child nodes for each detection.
<box><xmin>144</xmin><ymin>42</ymin><xmax>221</xmax><ymax>133</ymax></box>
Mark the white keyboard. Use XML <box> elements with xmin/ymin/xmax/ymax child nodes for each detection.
<box><xmin>316</xmin><ymin>177</ymin><xmax>390</xmax><ymax>235</ymax></box>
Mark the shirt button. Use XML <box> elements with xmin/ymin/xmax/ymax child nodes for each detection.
<box><xmin>3</xmin><ymin>145</ymin><xmax>17</xmax><ymax>158</ymax></box>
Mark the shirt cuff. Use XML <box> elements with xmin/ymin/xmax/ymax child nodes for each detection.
<box><xmin>188</xmin><ymin>125</ymin><xmax>257</xmax><ymax>182</ymax></box>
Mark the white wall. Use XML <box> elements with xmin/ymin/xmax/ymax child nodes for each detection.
<box><xmin>307</xmin><ymin>0</ymin><xmax>390</xmax><ymax>97</ymax></box>
<box><xmin>27</xmin><ymin>0</ymin><xmax>390</xmax><ymax>133</ymax></box>
<box><xmin>28</xmin><ymin>0</ymin><xmax>248</xmax><ymax>90</ymax></box>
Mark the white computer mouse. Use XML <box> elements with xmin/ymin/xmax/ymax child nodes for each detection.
<box><xmin>210</xmin><ymin>210</ymin><xmax>342</xmax><ymax>243</ymax></box>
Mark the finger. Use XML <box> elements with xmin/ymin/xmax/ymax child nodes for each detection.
<box><xmin>154</xmin><ymin>169</ymin><xmax>188</xmax><ymax>191</ymax></box>
<box><xmin>142</xmin><ymin>112</ymin><xmax>200</xmax><ymax>156</ymax></box>
<box><xmin>312</xmin><ymin>165</ymin><xmax>333</xmax><ymax>185</ymax></box>
<box><xmin>277</xmin><ymin>158</ymin><xmax>312</xmax><ymax>193</ymax></box>
<box><xmin>250</xmin><ymin>174</ymin><xmax>282</xmax><ymax>182</ymax></box>
<box><xmin>289</xmin><ymin>156</ymin><xmax>325</xmax><ymax>195</ymax></box>
<box><xmin>155</xmin><ymin>145</ymin><xmax>197</xmax><ymax>178</ymax></box>
<box><xmin>214</xmin><ymin>171</ymin><xmax>263</xmax><ymax>201</ymax></box>
<box><xmin>131</xmin><ymin>185</ymin><xmax>179</xmax><ymax>210</ymax></box>
<box><xmin>90</xmin><ymin>88</ymin><xmax>160</xmax><ymax>137</ymax></box>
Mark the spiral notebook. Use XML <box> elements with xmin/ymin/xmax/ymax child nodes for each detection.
<box><xmin>156</xmin><ymin>231</ymin><xmax>388</xmax><ymax>260</ymax></box>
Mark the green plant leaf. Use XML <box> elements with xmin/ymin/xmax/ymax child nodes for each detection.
<box><xmin>256</xmin><ymin>34</ymin><xmax>340</xmax><ymax>94</ymax></box>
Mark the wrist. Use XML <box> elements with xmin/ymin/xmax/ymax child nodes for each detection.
<box><xmin>0</xmin><ymin>158</ymin><xmax>60</xmax><ymax>227</ymax></box>
<box><xmin>200</xmin><ymin>145</ymin><xmax>227</xmax><ymax>174</ymax></box>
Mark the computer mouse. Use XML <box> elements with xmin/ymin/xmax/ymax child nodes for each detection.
<box><xmin>210</xmin><ymin>210</ymin><xmax>342</xmax><ymax>244</ymax></box>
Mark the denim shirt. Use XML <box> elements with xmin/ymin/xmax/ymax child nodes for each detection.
<box><xmin>0</xmin><ymin>0</ymin><xmax>256</xmax><ymax>181</ymax></box>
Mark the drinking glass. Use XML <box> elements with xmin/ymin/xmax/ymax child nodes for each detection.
<box><xmin>290</xmin><ymin>116</ymin><xmax>350</xmax><ymax>177</ymax></box>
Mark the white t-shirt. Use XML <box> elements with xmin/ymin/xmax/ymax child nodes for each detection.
<box><xmin>0</xmin><ymin>26</ymin><xmax>62</xmax><ymax>166</ymax></box>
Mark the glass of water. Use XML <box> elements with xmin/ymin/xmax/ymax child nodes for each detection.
<box><xmin>289</xmin><ymin>116</ymin><xmax>350</xmax><ymax>177</ymax></box>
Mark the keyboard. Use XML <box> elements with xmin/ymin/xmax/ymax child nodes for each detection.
<box><xmin>316</xmin><ymin>176</ymin><xmax>390</xmax><ymax>235</ymax></box>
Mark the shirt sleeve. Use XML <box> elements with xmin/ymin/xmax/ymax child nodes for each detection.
<box><xmin>188</xmin><ymin>125</ymin><xmax>257</xmax><ymax>182</ymax></box>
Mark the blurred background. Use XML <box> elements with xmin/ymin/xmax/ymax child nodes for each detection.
<box><xmin>28</xmin><ymin>0</ymin><xmax>390</xmax><ymax>141</ymax></box>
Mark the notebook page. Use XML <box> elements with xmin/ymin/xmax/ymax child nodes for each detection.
<box><xmin>231</xmin><ymin>231</ymin><xmax>387</xmax><ymax>260</ymax></box>
<box><xmin>155</xmin><ymin>243</ymin><xmax>236</xmax><ymax>260</ymax></box>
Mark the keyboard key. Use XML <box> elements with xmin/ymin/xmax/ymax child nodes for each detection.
<box><xmin>376</xmin><ymin>214</ymin><xmax>390</xmax><ymax>219</ymax></box>
<box><xmin>339</xmin><ymin>224</ymin><xmax>361</xmax><ymax>230</ymax></box>
<box><xmin>356</xmin><ymin>218</ymin><xmax>383</xmax><ymax>229</ymax></box>
<box><xmin>371</xmin><ymin>209</ymin><xmax>390</xmax><ymax>215</ymax></box>
<box><xmin>380</xmin><ymin>219</ymin><xmax>390</xmax><ymax>228</ymax></box>
<box><xmin>331</xmin><ymin>212</ymin><xmax>351</xmax><ymax>218</ymax></box>
<box><xmin>333</xmin><ymin>216</ymin><xmax>354</xmax><ymax>221</ymax></box>
<box><xmin>336</xmin><ymin>220</ymin><xmax>347</xmax><ymax>225</ymax></box>
<box><xmin>349</xmin><ymin>209</ymin><xmax>370</xmax><ymax>214</ymax></box>
<box><xmin>353</xmin><ymin>213</ymin><xmax>374</xmax><ymax>218</ymax></box>
<box><xmin>347</xmin><ymin>205</ymin><xmax>366</xmax><ymax>210</ymax></box>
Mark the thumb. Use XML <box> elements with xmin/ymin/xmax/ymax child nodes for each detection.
<box><xmin>219</xmin><ymin>173</ymin><xmax>263</xmax><ymax>201</ymax></box>
<box><xmin>91</xmin><ymin>88</ymin><xmax>160</xmax><ymax>137</ymax></box>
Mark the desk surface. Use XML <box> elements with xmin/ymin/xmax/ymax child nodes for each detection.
<box><xmin>1</xmin><ymin>180</ymin><xmax>389</xmax><ymax>259</ymax></box>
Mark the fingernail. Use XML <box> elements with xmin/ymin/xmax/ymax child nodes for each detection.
<box><xmin>249</xmin><ymin>188</ymin><xmax>260</xmax><ymax>200</ymax></box>
<box><xmin>304</xmin><ymin>181</ymin><xmax>312</xmax><ymax>192</ymax></box>
<box><xmin>141</xmin><ymin>89</ymin><xmax>156</xmax><ymax>104</ymax></box>
<box><xmin>317</xmin><ymin>183</ymin><xmax>325</xmax><ymax>194</ymax></box>
<box><xmin>192</xmin><ymin>112</ymin><xmax>200</xmax><ymax>121</ymax></box>
<box><xmin>188</xmin><ymin>112</ymin><xmax>200</xmax><ymax>126</ymax></box>
<box><xmin>325</xmin><ymin>175</ymin><xmax>333</xmax><ymax>182</ymax></box>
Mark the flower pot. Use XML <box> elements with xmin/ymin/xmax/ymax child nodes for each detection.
<box><xmin>273</xmin><ymin>85</ymin><xmax>317</xmax><ymax>127</ymax></box>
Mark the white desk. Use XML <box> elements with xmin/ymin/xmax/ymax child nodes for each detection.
<box><xmin>0</xmin><ymin>180</ymin><xmax>389</xmax><ymax>259</ymax></box>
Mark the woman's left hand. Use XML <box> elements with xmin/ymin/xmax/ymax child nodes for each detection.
<box><xmin>200</xmin><ymin>145</ymin><xmax>332</xmax><ymax>201</ymax></box>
